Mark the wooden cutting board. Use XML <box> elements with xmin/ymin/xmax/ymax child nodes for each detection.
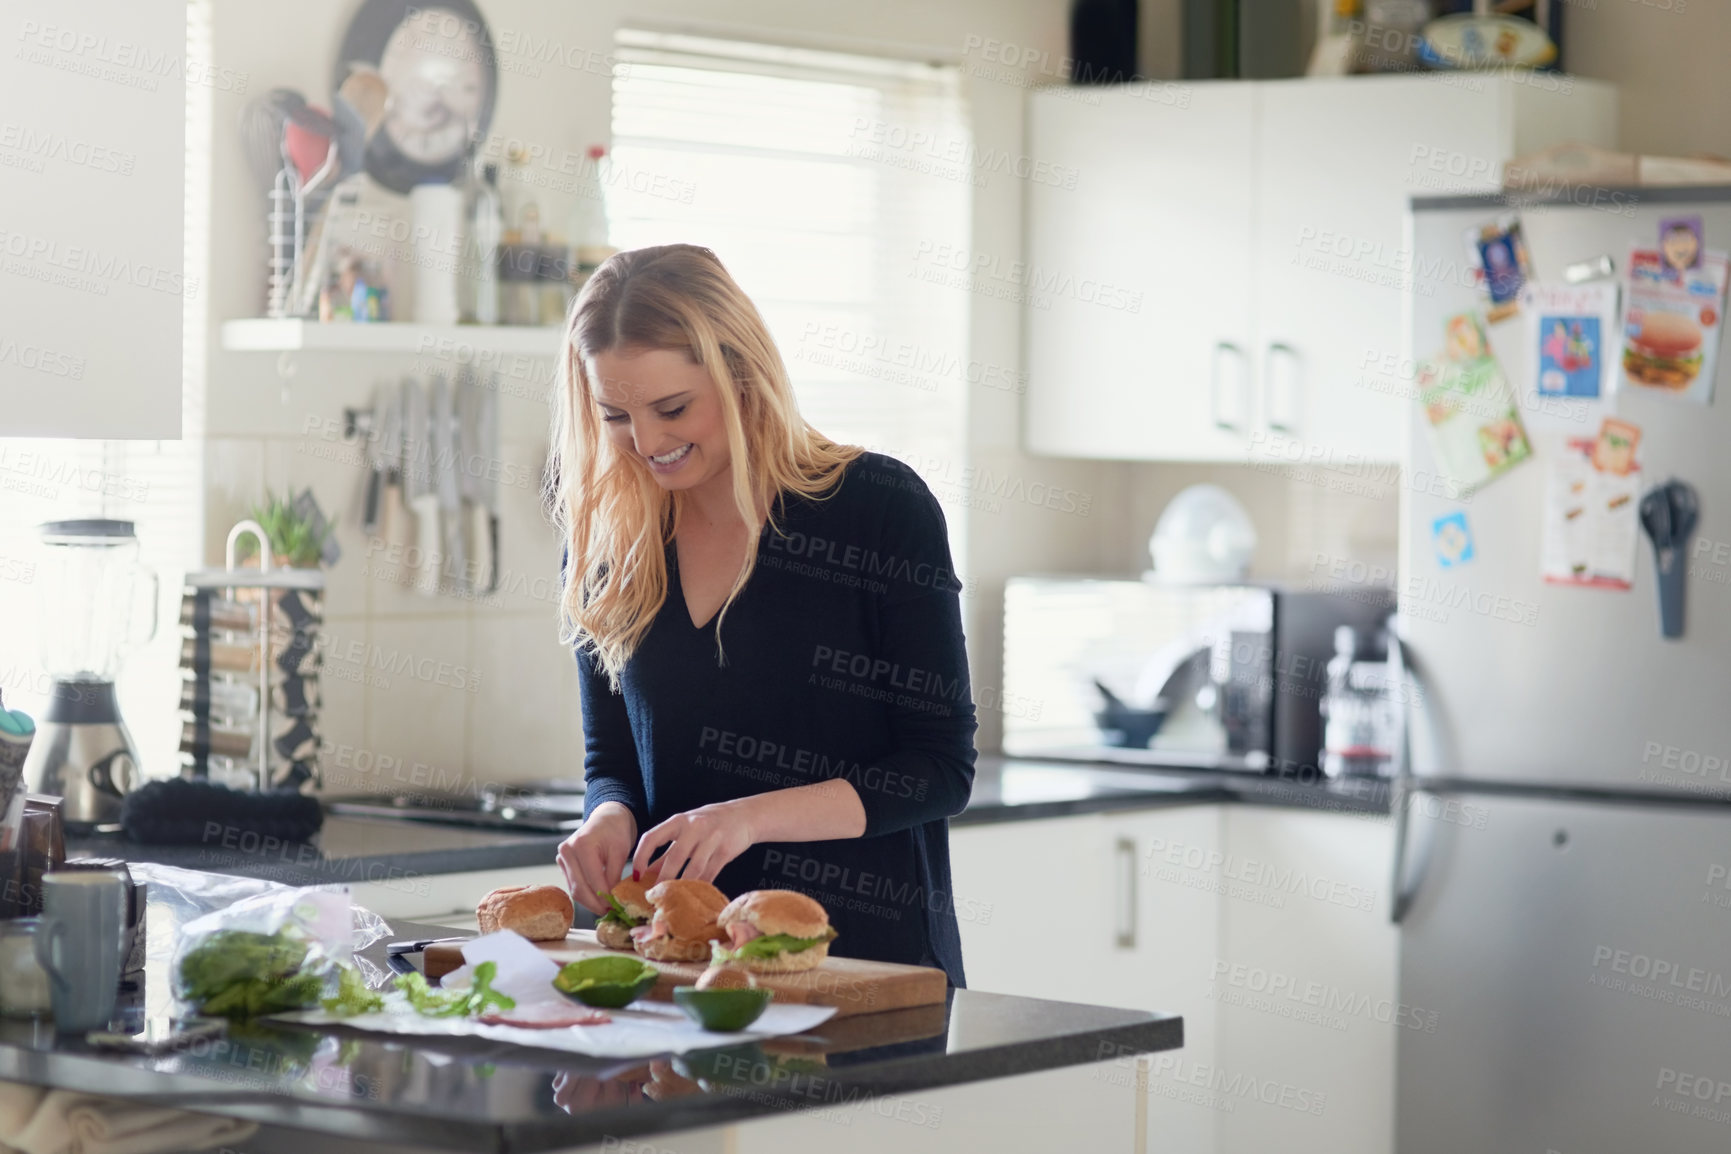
<box><xmin>422</xmin><ymin>931</ymin><xmax>947</xmax><ymax>1020</ymax></box>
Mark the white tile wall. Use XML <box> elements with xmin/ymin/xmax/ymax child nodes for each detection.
<box><xmin>467</xmin><ymin>613</ymin><xmax>575</xmax><ymax>786</ymax></box>
<box><xmin>357</xmin><ymin>615</ymin><xmax>472</xmax><ymax>790</ymax></box>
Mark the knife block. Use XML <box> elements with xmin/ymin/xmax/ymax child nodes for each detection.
<box><xmin>178</xmin><ymin>565</ymin><xmax>325</xmax><ymax>793</ymax></box>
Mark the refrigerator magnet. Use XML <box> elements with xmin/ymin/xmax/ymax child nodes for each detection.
<box><xmin>1431</xmin><ymin>512</ymin><xmax>1475</xmax><ymax>568</ymax></box>
<box><xmin>1620</xmin><ymin>245</ymin><xmax>1728</xmax><ymax>404</ymax></box>
<box><xmin>1659</xmin><ymin>215</ymin><xmax>1704</xmax><ymax>276</ymax></box>
<box><xmin>1592</xmin><ymin>417</ymin><xmax>1642</xmax><ymax>476</ymax></box>
<box><xmin>1463</xmin><ymin>215</ymin><xmax>1534</xmax><ymax>324</ymax></box>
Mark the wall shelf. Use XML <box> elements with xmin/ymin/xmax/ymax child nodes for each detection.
<box><xmin>220</xmin><ymin>319</ymin><xmax>563</xmax><ymax>357</ymax></box>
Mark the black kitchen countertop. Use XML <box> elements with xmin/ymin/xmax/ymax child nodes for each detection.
<box><xmin>68</xmin><ymin>758</ymin><xmax>1390</xmax><ymax>883</ymax></box>
<box><xmin>0</xmin><ymin>917</ymin><xmax>1182</xmax><ymax>1153</ymax></box>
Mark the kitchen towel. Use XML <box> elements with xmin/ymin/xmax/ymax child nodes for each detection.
<box><xmin>0</xmin><ymin>1082</ymin><xmax>256</xmax><ymax>1154</ymax></box>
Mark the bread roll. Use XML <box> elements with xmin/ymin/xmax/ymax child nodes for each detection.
<box><xmin>637</xmin><ymin>878</ymin><xmax>728</xmax><ymax>962</ymax></box>
<box><xmin>595</xmin><ymin>918</ymin><xmax>636</xmax><ymax>951</ymax></box>
<box><xmin>476</xmin><ymin>885</ymin><xmax>573</xmax><ymax>942</ymax></box>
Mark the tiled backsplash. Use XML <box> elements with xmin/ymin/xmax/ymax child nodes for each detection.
<box><xmin>202</xmin><ymin>428</ymin><xmax>580</xmax><ymax>798</ymax></box>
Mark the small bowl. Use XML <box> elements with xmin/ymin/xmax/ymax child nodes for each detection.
<box><xmin>672</xmin><ymin>986</ymin><xmax>774</xmax><ymax>1032</ymax></box>
<box><xmin>553</xmin><ymin>956</ymin><xmax>660</xmax><ymax>1008</ymax></box>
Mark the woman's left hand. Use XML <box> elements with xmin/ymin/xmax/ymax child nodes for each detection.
<box><xmin>631</xmin><ymin>798</ymin><xmax>757</xmax><ymax>884</ymax></box>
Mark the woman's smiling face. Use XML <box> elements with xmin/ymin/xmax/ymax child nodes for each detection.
<box><xmin>589</xmin><ymin>347</ymin><xmax>731</xmax><ymax>491</ymax></box>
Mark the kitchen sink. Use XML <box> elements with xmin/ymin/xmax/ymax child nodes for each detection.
<box><xmin>323</xmin><ymin>781</ymin><xmax>586</xmax><ymax>833</ymax></box>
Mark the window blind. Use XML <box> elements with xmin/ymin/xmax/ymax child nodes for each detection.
<box><xmin>608</xmin><ymin>30</ymin><xmax>973</xmax><ymax>568</ymax></box>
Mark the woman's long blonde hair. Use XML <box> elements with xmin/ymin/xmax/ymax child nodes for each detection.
<box><xmin>548</xmin><ymin>244</ymin><xmax>862</xmax><ymax>687</ymax></box>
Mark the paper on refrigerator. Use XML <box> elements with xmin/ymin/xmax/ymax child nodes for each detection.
<box><xmin>1539</xmin><ymin>425</ymin><xmax>1642</xmax><ymax>590</ymax></box>
<box><xmin>1620</xmin><ymin>246</ymin><xmax>1728</xmax><ymax>403</ymax></box>
<box><xmin>1524</xmin><ymin>281</ymin><xmax>1618</xmax><ymax>401</ymax></box>
<box><xmin>1416</xmin><ymin>312</ymin><xmax>1533</xmax><ymax>493</ymax></box>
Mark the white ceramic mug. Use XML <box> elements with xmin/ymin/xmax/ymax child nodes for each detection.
<box><xmin>35</xmin><ymin>870</ymin><xmax>127</xmax><ymax>1032</ymax></box>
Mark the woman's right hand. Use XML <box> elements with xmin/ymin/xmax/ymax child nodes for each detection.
<box><xmin>558</xmin><ymin>801</ymin><xmax>638</xmax><ymax>916</ymax></box>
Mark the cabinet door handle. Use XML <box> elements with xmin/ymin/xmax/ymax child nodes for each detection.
<box><xmin>1114</xmin><ymin>837</ymin><xmax>1137</xmax><ymax>949</ymax></box>
<box><xmin>1264</xmin><ymin>342</ymin><xmax>1301</xmax><ymax>434</ymax></box>
<box><xmin>1211</xmin><ymin>342</ymin><xmax>1245</xmax><ymax>432</ymax></box>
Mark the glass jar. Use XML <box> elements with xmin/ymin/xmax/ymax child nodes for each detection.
<box><xmin>0</xmin><ymin>918</ymin><xmax>52</xmax><ymax>1017</ymax></box>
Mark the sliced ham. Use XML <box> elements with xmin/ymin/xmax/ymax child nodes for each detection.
<box><xmin>479</xmin><ymin>1004</ymin><xmax>612</xmax><ymax>1029</ymax></box>
<box><xmin>727</xmin><ymin>923</ymin><xmax>763</xmax><ymax>948</ymax></box>
<box><xmin>631</xmin><ymin>919</ymin><xmax>665</xmax><ymax>944</ymax></box>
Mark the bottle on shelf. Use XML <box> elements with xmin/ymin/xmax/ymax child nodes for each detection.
<box><xmin>464</xmin><ymin>163</ymin><xmax>504</xmax><ymax>325</ymax></box>
<box><xmin>568</xmin><ymin>144</ymin><xmax>618</xmax><ymax>293</ymax></box>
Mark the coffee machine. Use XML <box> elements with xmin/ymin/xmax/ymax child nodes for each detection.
<box><xmin>22</xmin><ymin>520</ymin><xmax>157</xmax><ymax>829</ymax></box>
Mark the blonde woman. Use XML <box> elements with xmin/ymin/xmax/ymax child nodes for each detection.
<box><xmin>550</xmin><ymin>245</ymin><xmax>976</xmax><ymax>985</ymax></box>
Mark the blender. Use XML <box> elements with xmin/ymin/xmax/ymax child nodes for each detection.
<box><xmin>21</xmin><ymin>520</ymin><xmax>158</xmax><ymax>829</ymax></box>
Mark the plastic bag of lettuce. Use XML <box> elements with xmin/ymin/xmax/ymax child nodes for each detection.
<box><xmin>174</xmin><ymin>887</ymin><xmax>383</xmax><ymax>1019</ymax></box>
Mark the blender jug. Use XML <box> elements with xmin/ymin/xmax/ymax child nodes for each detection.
<box><xmin>22</xmin><ymin>520</ymin><xmax>158</xmax><ymax>829</ymax></box>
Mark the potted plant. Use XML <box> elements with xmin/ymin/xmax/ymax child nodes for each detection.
<box><xmin>237</xmin><ymin>492</ymin><xmax>336</xmax><ymax>570</ymax></box>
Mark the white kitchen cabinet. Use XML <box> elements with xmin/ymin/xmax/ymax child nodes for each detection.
<box><xmin>950</xmin><ymin>813</ymin><xmax>1105</xmax><ymax>998</ymax></box>
<box><xmin>1251</xmin><ymin>75</ymin><xmax>1616</xmax><ymax>461</ymax></box>
<box><xmin>1023</xmin><ymin>85</ymin><xmax>1256</xmax><ymax>462</ymax></box>
<box><xmin>1212</xmin><ymin>806</ymin><xmax>1399</xmax><ymax>1154</ymax></box>
<box><xmin>727</xmin><ymin>1060</ymin><xmax>1142</xmax><ymax>1154</ymax></box>
<box><xmin>951</xmin><ymin>809</ymin><xmax>1217</xmax><ymax>1012</ymax></box>
<box><xmin>1024</xmin><ymin>75</ymin><xmax>1616</xmax><ymax>463</ymax></box>
<box><xmin>952</xmin><ymin>806</ymin><xmax>1223</xmax><ymax>1154</ymax></box>
<box><xmin>0</xmin><ymin>0</ymin><xmax>187</xmax><ymax>438</ymax></box>
<box><xmin>951</xmin><ymin>802</ymin><xmax>1400</xmax><ymax>1154</ymax></box>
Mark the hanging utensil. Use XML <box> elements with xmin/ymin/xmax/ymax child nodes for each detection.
<box><xmin>358</xmin><ymin>382</ymin><xmax>391</xmax><ymax>535</ymax></box>
<box><xmin>457</xmin><ymin>368</ymin><xmax>486</xmax><ymax>595</ymax></box>
<box><xmin>238</xmin><ymin>96</ymin><xmax>289</xmax><ymax>192</ymax></box>
<box><xmin>477</xmin><ymin>374</ymin><xmax>501</xmax><ymax>594</ymax></box>
<box><xmin>402</xmin><ymin>379</ymin><xmax>440</xmax><ymax>596</ymax></box>
<box><xmin>432</xmin><ymin>374</ymin><xmax>466</xmax><ymax>593</ymax></box>
<box><xmin>376</xmin><ymin>380</ymin><xmax>405</xmax><ymax>556</ymax></box>
<box><xmin>284</xmin><ymin>111</ymin><xmax>338</xmax><ymax>317</ymax></box>
<box><xmin>1639</xmin><ymin>478</ymin><xmax>1700</xmax><ymax>639</ymax></box>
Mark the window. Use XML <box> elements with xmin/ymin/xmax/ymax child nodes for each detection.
<box><xmin>0</xmin><ymin>0</ymin><xmax>209</xmax><ymax>778</ymax></box>
<box><xmin>608</xmin><ymin>30</ymin><xmax>973</xmax><ymax>569</ymax></box>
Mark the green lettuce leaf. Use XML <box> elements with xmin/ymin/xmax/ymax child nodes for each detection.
<box><xmin>321</xmin><ymin>964</ymin><xmax>384</xmax><ymax>1017</ymax></box>
<box><xmin>598</xmin><ymin>892</ymin><xmax>645</xmax><ymax>929</ymax></box>
<box><xmin>714</xmin><ymin>927</ymin><xmax>837</xmax><ymax>962</ymax></box>
<box><xmin>394</xmin><ymin>961</ymin><xmax>515</xmax><ymax>1018</ymax></box>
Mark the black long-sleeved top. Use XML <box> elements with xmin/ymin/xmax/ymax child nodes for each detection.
<box><xmin>578</xmin><ymin>452</ymin><xmax>977</xmax><ymax>987</ymax></box>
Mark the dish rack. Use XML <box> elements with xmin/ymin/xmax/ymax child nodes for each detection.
<box><xmin>178</xmin><ymin>521</ymin><xmax>324</xmax><ymax>792</ymax></box>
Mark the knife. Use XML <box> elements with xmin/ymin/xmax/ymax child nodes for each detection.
<box><xmin>386</xmin><ymin>936</ymin><xmax>466</xmax><ymax>955</ymax></box>
<box><xmin>403</xmin><ymin>377</ymin><xmax>440</xmax><ymax>595</ymax></box>
<box><xmin>433</xmin><ymin>373</ymin><xmax>466</xmax><ymax>593</ymax></box>
<box><xmin>477</xmin><ymin>373</ymin><xmax>501</xmax><ymax>593</ymax></box>
<box><xmin>456</xmin><ymin>366</ymin><xmax>486</xmax><ymax>595</ymax></box>
<box><xmin>385</xmin><ymin>936</ymin><xmax>467</xmax><ymax>976</ymax></box>
<box><xmin>359</xmin><ymin>381</ymin><xmax>388</xmax><ymax>535</ymax></box>
<box><xmin>375</xmin><ymin>379</ymin><xmax>405</xmax><ymax>555</ymax></box>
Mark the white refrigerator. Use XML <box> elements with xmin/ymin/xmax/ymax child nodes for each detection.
<box><xmin>1395</xmin><ymin>187</ymin><xmax>1731</xmax><ymax>1152</ymax></box>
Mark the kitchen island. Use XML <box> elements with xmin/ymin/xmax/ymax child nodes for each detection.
<box><xmin>47</xmin><ymin>762</ymin><xmax>1394</xmax><ymax>1151</ymax></box>
<box><xmin>0</xmin><ymin>916</ymin><xmax>1181</xmax><ymax>1154</ymax></box>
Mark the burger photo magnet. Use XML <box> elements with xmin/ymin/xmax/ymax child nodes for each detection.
<box><xmin>1621</xmin><ymin>245</ymin><xmax>1730</xmax><ymax>405</ymax></box>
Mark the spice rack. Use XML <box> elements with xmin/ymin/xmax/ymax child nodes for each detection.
<box><xmin>178</xmin><ymin>521</ymin><xmax>324</xmax><ymax>792</ymax></box>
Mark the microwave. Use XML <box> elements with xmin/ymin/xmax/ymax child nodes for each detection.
<box><xmin>1001</xmin><ymin>577</ymin><xmax>1394</xmax><ymax>775</ymax></box>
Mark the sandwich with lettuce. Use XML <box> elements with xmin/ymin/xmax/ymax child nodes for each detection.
<box><xmin>596</xmin><ymin>869</ymin><xmax>657</xmax><ymax>951</ymax></box>
<box><xmin>713</xmin><ymin>890</ymin><xmax>838</xmax><ymax>973</ymax></box>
